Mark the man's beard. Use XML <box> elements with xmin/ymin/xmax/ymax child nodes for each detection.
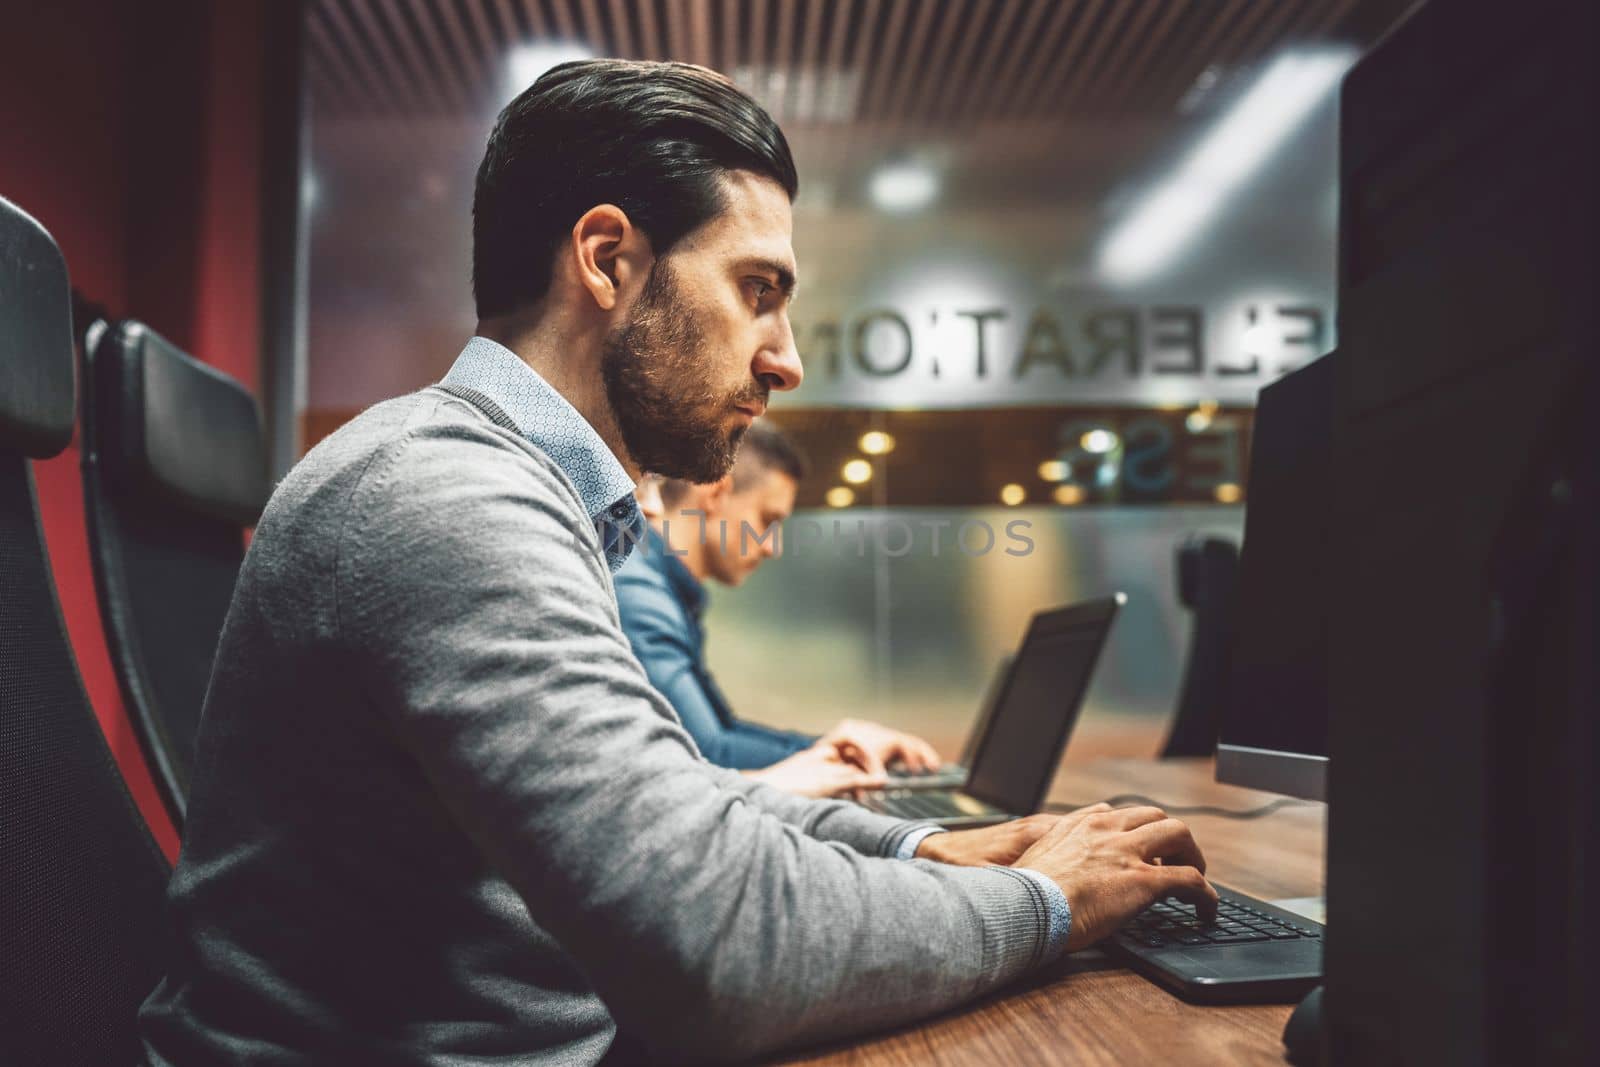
<box><xmin>600</xmin><ymin>259</ymin><xmax>766</xmax><ymax>483</ymax></box>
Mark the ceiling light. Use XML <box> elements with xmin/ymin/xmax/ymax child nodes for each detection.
<box><xmin>999</xmin><ymin>483</ymin><xmax>1026</xmax><ymax>506</ymax></box>
<box><xmin>1099</xmin><ymin>48</ymin><xmax>1357</xmax><ymax>285</ymax></box>
<box><xmin>841</xmin><ymin>459</ymin><xmax>873</xmax><ymax>485</ymax></box>
<box><xmin>1178</xmin><ymin>64</ymin><xmax>1226</xmax><ymax>114</ymax></box>
<box><xmin>1080</xmin><ymin>429</ymin><xmax>1119</xmax><ymax>454</ymax></box>
<box><xmin>869</xmin><ymin>161</ymin><xmax>939</xmax><ymax>213</ymax></box>
<box><xmin>506</xmin><ymin>43</ymin><xmax>594</xmax><ymax>98</ymax></box>
<box><xmin>1038</xmin><ymin>459</ymin><xmax>1071</xmax><ymax>482</ymax></box>
<box><xmin>859</xmin><ymin>431</ymin><xmax>896</xmax><ymax>455</ymax></box>
<box><xmin>1053</xmin><ymin>484</ymin><xmax>1085</xmax><ymax>506</ymax></box>
<box><xmin>825</xmin><ymin>486</ymin><xmax>855</xmax><ymax>508</ymax></box>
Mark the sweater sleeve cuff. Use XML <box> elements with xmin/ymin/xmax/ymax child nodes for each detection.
<box><xmin>805</xmin><ymin>802</ymin><xmax>935</xmax><ymax>859</ymax></box>
<box><xmin>894</xmin><ymin>825</ymin><xmax>946</xmax><ymax>861</ymax></box>
<box><xmin>1012</xmin><ymin>867</ymin><xmax>1072</xmax><ymax>961</ymax></box>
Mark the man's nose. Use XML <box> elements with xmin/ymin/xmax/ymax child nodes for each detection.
<box><xmin>754</xmin><ymin>315</ymin><xmax>803</xmax><ymax>392</ymax></box>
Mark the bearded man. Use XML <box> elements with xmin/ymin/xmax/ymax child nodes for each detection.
<box><xmin>139</xmin><ymin>60</ymin><xmax>1215</xmax><ymax>1065</ymax></box>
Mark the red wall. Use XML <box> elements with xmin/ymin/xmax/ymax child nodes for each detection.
<box><xmin>3</xmin><ymin>0</ymin><xmax>272</xmax><ymax>861</ymax></box>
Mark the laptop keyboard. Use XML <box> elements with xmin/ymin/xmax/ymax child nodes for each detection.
<box><xmin>1118</xmin><ymin>896</ymin><xmax>1321</xmax><ymax>949</ymax></box>
<box><xmin>859</xmin><ymin>791</ymin><xmax>971</xmax><ymax>819</ymax></box>
<box><xmin>886</xmin><ymin>762</ymin><xmax>967</xmax><ymax>783</ymax></box>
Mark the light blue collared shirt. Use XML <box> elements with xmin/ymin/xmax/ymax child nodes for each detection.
<box><xmin>441</xmin><ymin>337</ymin><xmax>644</xmax><ymax>572</ymax></box>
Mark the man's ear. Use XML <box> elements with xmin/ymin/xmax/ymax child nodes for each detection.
<box><xmin>570</xmin><ymin>204</ymin><xmax>652</xmax><ymax>312</ymax></box>
<box><xmin>699</xmin><ymin>475</ymin><xmax>736</xmax><ymax>518</ymax></box>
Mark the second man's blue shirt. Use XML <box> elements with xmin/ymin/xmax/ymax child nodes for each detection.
<box><xmin>614</xmin><ymin>526</ymin><xmax>816</xmax><ymax>769</ymax></box>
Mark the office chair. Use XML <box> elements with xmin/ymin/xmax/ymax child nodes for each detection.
<box><xmin>1160</xmin><ymin>535</ymin><xmax>1240</xmax><ymax>758</ymax></box>
<box><xmin>0</xmin><ymin>195</ymin><xmax>171</xmax><ymax>1066</ymax></box>
<box><xmin>82</xmin><ymin>319</ymin><xmax>269</xmax><ymax>826</ymax></box>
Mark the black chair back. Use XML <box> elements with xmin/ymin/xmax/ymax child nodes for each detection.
<box><xmin>1161</xmin><ymin>535</ymin><xmax>1240</xmax><ymax>758</ymax></box>
<box><xmin>0</xmin><ymin>195</ymin><xmax>170</xmax><ymax>1066</ymax></box>
<box><xmin>82</xmin><ymin>320</ymin><xmax>268</xmax><ymax>825</ymax></box>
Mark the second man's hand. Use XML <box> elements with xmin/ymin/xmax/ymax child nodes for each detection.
<box><xmin>745</xmin><ymin>740</ymin><xmax>887</xmax><ymax>799</ymax></box>
<box><xmin>822</xmin><ymin>719</ymin><xmax>943</xmax><ymax>777</ymax></box>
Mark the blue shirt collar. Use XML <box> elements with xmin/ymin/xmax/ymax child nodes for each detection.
<box><xmin>442</xmin><ymin>336</ymin><xmax>643</xmax><ymax>571</ymax></box>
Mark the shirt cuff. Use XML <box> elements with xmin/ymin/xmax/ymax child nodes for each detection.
<box><xmin>894</xmin><ymin>824</ymin><xmax>946</xmax><ymax>861</ymax></box>
<box><xmin>1013</xmin><ymin>867</ymin><xmax>1072</xmax><ymax>961</ymax></box>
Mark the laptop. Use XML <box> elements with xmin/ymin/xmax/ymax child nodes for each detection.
<box><xmin>882</xmin><ymin>654</ymin><xmax>1012</xmax><ymax>790</ymax></box>
<box><xmin>855</xmin><ymin>594</ymin><xmax>1124</xmax><ymax>827</ymax></box>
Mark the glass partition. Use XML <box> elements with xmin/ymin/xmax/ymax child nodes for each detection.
<box><xmin>303</xmin><ymin>0</ymin><xmax>1414</xmax><ymax>760</ymax></box>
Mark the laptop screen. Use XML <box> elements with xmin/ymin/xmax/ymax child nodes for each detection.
<box><xmin>955</xmin><ymin>655</ymin><xmax>1012</xmax><ymax>768</ymax></box>
<box><xmin>963</xmin><ymin>596</ymin><xmax>1122</xmax><ymax>813</ymax></box>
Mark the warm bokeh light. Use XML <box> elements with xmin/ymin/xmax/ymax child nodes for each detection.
<box><xmin>999</xmin><ymin>483</ymin><xmax>1026</xmax><ymax>506</ymax></box>
<box><xmin>1080</xmin><ymin>429</ymin><xmax>1119</xmax><ymax>454</ymax></box>
<box><xmin>858</xmin><ymin>430</ymin><xmax>896</xmax><ymax>455</ymax></box>
<box><xmin>1186</xmin><ymin>399</ymin><xmax>1221</xmax><ymax>433</ymax></box>
<box><xmin>825</xmin><ymin>486</ymin><xmax>856</xmax><ymax>508</ymax></box>
<box><xmin>841</xmin><ymin>459</ymin><xmax>873</xmax><ymax>484</ymax></box>
<box><xmin>1214</xmin><ymin>482</ymin><xmax>1243</xmax><ymax>503</ymax></box>
<box><xmin>1053</xmin><ymin>484</ymin><xmax>1086</xmax><ymax>505</ymax></box>
<box><xmin>1037</xmin><ymin>459</ymin><xmax>1070</xmax><ymax>482</ymax></box>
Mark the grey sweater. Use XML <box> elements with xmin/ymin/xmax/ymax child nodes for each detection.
<box><xmin>138</xmin><ymin>387</ymin><xmax>1055</xmax><ymax>1065</ymax></box>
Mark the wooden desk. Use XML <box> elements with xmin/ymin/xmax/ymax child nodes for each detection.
<box><xmin>779</xmin><ymin>759</ymin><xmax>1325</xmax><ymax>1067</ymax></box>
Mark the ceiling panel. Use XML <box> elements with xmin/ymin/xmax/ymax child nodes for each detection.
<box><xmin>307</xmin><ymin>0</ymin><xmax>1414</xmax><ymax>124</ymax></box>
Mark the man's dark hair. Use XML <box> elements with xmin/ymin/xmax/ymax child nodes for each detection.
<box><xmin>473</xmin><ymin>59</ymin><xmax>798</xmax><ymax>320</ymax></box>
<box><xmin>660</xmin><ymin>419</ymin><xmax>809</xmax><ymax>505</ymax></box>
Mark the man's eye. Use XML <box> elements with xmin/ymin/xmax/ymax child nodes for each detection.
<box><xmin>750</xmin><ymin>279</ymin><xmax>774</xmax><ymax>301</ymax></box>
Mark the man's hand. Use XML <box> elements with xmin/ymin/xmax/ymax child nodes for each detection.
<box><xmin>1012</xmin><ymin>804</ymin><xmax>1218</xmax><ymax>951</ymax></box>
<box><xmin>914</xmin><ymin>811</ymin><xmax>1099</xmax><ymax>867</ymax></box>
<box><xmin>822</xmin><ymin>719</ymin><xmax>942</xmax><ymax>777</ymax></box>
<box><xmin>744</xmin><ymin>741</ymin><xmax>887</xmax><ymax>799</ymax></box>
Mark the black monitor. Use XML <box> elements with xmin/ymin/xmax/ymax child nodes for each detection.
<box><xmin>1214</xmin><ymin>350</ymin><xmax>1335</xmax><ymax>802</ymax></box>
<box><xmin>1325</xmin><ymin>0</ymin><xmax>1596</xmax><ymax>1063</ymax></box>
